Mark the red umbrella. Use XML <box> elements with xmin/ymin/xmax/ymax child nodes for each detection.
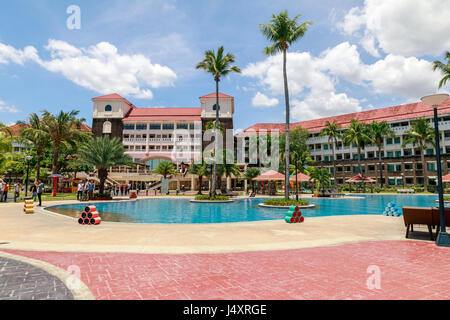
<box><xmin>346</xmin><ymin>174</ymin><xmax>376</xmax><ymax>183</ymax></box>
<box><xmin>442</xmin><ymin>173</ymin><xmax>450</xmax><ymax>182</ymax></box>
<box><xmin>253</xmin><ymin>170</ymin><xmax>285</xmax><ymax>181</ymax></box>
<box><xmin>289</xmin><ymin>173</ymin><xmax>311</xmax><ymax>182</ymax></box>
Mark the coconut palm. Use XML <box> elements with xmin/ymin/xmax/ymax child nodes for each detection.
<box><xmin>153</xmin><ymin>161</ymin><xmax>177</xmax><ymax>179</ymax></box>
<box><xmin>21</xmin><ymin>113</ymin><xmax>49</xmax><ymax>180</ymax></box>
<box><xmin>319</xmin><ymin>121</ymin><xmax>341</xmax><ymax>184</ymax></box>
<box><xmin>402</xmin><ymin>117</ymin><xmax>435</xmax><ymax>190</ymax></box>
<box><xmin>433</xmin><ymin>51</ymin><xmax>450</xmax><ymax>89</ymax></box>
<box><xmin>244</xmin><ymin>167</ymin><xmax>261</xmax><ymax>193</ymax></box>
<box><xmin>291</xmin><ymin>149</ymin><xmax>314</xmax><ymax>192</ymax></box>
<box><xmin>306</xmin><ymin>166</ymin><xmax>331</xmax><ymax>193</ymax></box>
<box><xmin>41</xmin><ymin>110</ymin><xmax>90</xmax><ymax>174</ymax></box>
<box><xmin>217</xmin><ymin>149</ymin><xmax>241</xmax><ymax>192</ymax></box>
<box><xmin>77</xmin><ymin>136</ymin><xmax>132</xmax><ymax>195</ymax></box>
<box><xmin>367</xmin><ymin>121</ymin><xmax>395</xmax><ymax>187</ymax></box>
<box><xmin>196</xmin><ymin>46</ymin><xmax>241</xmax><ymax>196</ymax></box>
<box><xmin>260</xmin><ymin>11</ymin><xmax>312</xmax><ymax>199</ymax></box>
<box><xmin>342</xmin><ymin>119</ymin><xmax>371</xmax><ymax>177</ymax></box>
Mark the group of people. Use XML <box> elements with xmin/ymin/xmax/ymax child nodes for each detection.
<box><xmin>0</xmin><ymin>179</ymin><xmax>44</xmax><ymax>206</ymax></box>
<box><xmin>77</xmin><ymin>180</ymin><xmax>95</xmax><ymax>201</ymax></box>
<box><xmin>111</xmin><ymin>183</ymin><xmax>132</xmax><ymax>197</ymax></box>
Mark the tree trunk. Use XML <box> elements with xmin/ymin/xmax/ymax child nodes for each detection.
<box><xmin>52</xmin><ymin>143</ymin><xmax>60</xmax><ymax>174</ymax></box>
<box><xmin>357</xmin><ymin>146</ymin><xmax>365</xmax><ymax>192</ymax></box>
<box><xmin>98</xmin><ymin>168</ymin><xmax>107</xmax><ymax>195</ymax></box>
<box><xmin>332</xmin><ymin>142</ymin><xmax>336</xmax><ymax>185</ymax></box>
<box><xmin>212</xmin><ymin>79</ymin><xmax>220</xmax><ymax>197</ymax></box>
<box><xmin>198</xmin><ymin>175</ymin><xmax>203</xmax><ymax>195</ymax></box>
<box><xmin>378</xmin><ymin>145</ymin><xmax>383</xmax><ymax>188</ymax></box>
<box><xmin>36</xmin><ymin>151</ymin><xmax>42</xmax><ymax>181</ymax></box>
<box><xmin>422</xmin><ymin>148</ymin><xmax>428</xmax><ymax>191</ymax></box>
<box><xmin>283</xmin><ymin>48</ymin><xmax>291</xmax><ymax>200</ymax></box>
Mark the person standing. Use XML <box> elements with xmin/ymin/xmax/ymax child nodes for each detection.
<box><xmin>30</xmin><ymin>182</ymin><xmax>37</xmax><ymax>202</ymax></box>
<box><xmin>88</xmin><ymin>181</ymin><xmax>94</xmax><ymax>200</ymax></box>
<box><xmin>3</xmin><ymin>183</ymin><xmax>9</xmax><ymax>202</ymax></box>
<box><xmin>0</xmin><ymin>180</ymin><xmax>4</xmax><ymax>203</ymax></box>
<box><xmin>36</xmin><ymin>180</ymin><xmax>44</xmax><ymax>207</ymax></box>
<box><xmin>14</xmin><ymin>181</ymin><xmax>22</xmax><ymax>203</ymax></box>
<box><xmin>77</xmin><ymin>182</ymin><xmax>83</xmax><ymax>201</ymax></box>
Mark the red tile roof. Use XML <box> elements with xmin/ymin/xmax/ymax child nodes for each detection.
<box><xmin>200</xmin><ymin>92</ymin><xmax>233</xmax><ymax>99</ymax></box>
<box><xmin>238</xmin><ymin>98</ymin><xmax>450</xmax><ymax>136</ymax></box>
<box><xmin>123</xmin><ymin>107</ymin><xmax>202</xmax><ymax>122</ymax></box>
<box><xmin>92</xmin><ymin>93</ymin><xmax>135</xmax><ymax>108</ymax></box>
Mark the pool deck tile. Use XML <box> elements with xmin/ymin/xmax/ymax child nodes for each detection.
<box><xmin>2</xmin><ymin>240</ymin><xmax>449</xmax><ymax>300</ymax></box>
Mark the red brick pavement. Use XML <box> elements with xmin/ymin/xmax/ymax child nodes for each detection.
<box><xmin>3</xmin><ymin>240</ymin><xmax>449</xmax><ymax>300</ymax></box>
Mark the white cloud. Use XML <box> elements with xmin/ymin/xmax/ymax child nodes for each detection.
<box><xmin>0</xmin><ymin>39</ymin><xmax>177</xmax><ymax>99</ymax></box>
<box><xmin>252</xmin><ymin>92</ymin><xmax>279</xmax><ymax>108</ymax></box>
<box><xmin>338</xmin><ymin>0</ymin><xmax>450</xmax><ymax>57</ymax></box>
<box><xmin>0</xmin><ymin>100</ymin><xmax>20</xmax><ymax>113</ymax></box>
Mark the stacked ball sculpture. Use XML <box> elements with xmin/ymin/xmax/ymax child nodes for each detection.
<box><xmin>285</xmin><ymin>206</ymin><xmax>305</xmax><ymax>224</ymax></box>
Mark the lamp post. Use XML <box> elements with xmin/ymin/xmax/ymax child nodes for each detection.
<box><xmin>421</xmin><ymin>93</ymin><xmax>450</xmax><ymax>247</ymax></box>
<box><xmin>293</xmin><ymin>151</ymin><xmax>299</xmax><ymax>201</ymax></box>
<box><xmin>24</xmin><ymin>155</ymin><xmax>32</xmax><ymax>198</ymax></box>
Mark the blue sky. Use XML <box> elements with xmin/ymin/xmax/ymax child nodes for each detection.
<box><xmin>0</xmin><ymin>0</ymin><xmax>449</xmax><ymax>132</ymax></box>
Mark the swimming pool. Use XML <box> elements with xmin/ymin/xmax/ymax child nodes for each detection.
<box><xmin>46</xmin><ymin>194</ymin><xmax>439</xmax><ymax>224</ymax></box>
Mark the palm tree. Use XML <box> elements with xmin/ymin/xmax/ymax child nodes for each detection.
<box><xmin>21</xmin><ymin>113</ymin><xmax>49</xmax><ymax>180</ymax></box>
<box><xmin>433</xmin><ymin>51</ymin><xmax>450</xmax><ymax>89</ymax></box>
<box><xmin>244</xmin><ymin>167</ymin><xmax>261</xmax><ymax>193</ymax></box>
<box><xmin>367</xmin><ymin>121</ymin><xmax>395</xmax><ymax>187</ymax></box>
<box><xmin>41</xmin><ymin>110</ymin><xmax>90</xmax><ymax>174</ymax></box>
<box><xmin>319</xmin><ymin>121</ymin><xmax>341</xmax><ymax>185</ymax></box>
<box><xmin>189</xmin><ymin>162</ymin><xmax>208</xmax><ymax>194</ymax></box>
<box><xmin>153</xmin><ymin>161</ymin><xmax>176</xmax><ymax>179</ymax></box>
<box><xmin>343</xmin><ymin>119</ymin><xmax>371</xmax><ymax>177</ymax></box>
<box><xmin>260</xmin><ymin>11</ymin><xmax>312</xmax><ymax>199</ymax></box>
<box><xmin>77</xmin><ymin>136</ymin><xmax>132</xmax><ymax>194</ymax></box>
<box><xmin>291</xmin><ymin>149</ymin><xmax>314</xmax><ymax>192</ymax></box>
<box><xmin>196</xmin><ymin>46</ymin><xmax>241</xmax><ymax>197</ymax></box>
<box><xmin>402</xmin><ymin>117</ymin><xmax>435</xmax><ymax>190</ymax></box>
<box><xmin>217</xmin><ymin>149</ymin><xmax>241</xmax><ymax>192</ymax></box>
<box><xmin>306</xmin><ymin>167</ymin><xmax>331</xmax><ymax>194</ymax></box>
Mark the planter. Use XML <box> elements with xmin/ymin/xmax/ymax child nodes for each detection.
<box><xmin>190</xmin><ymin>200</ymin><xmax>234</xmax><ymax>203</ymax></box>
<box><xmin>258</xmin><ymin>203</ymin><xmax>315</xmax><ymax>209</ymax></box>
<box><xmin>91</xmin><ymin>197</ymin><xmax>113</xmax><ymax>201</ymax></box>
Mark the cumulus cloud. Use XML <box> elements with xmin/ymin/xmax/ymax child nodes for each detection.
<box><xmin>338</xmin><ymin>0</ymin><xmax>450</xmax><ymax>57</ymax></box>
<box><xmin>0</xmin><ymin>39</ymin><xmax>177</xmax><ymax>99</ymax></box>
<box><xmin>243</xmin><ymin>41</ymin><xmax>446</xmax><ymax>122</ymax></box>
<box><xmin>0</xmin><ymin>100</ymin><xmax>20</xmax><ymax>113</ymax></box>
<box><xmin>252</xmin><ymin>92</ymin><xmax>279</xmax><ymax>108</ymax></box>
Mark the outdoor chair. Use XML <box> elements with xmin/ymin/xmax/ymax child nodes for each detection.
<box><xmin>402</xmin><ymin>207</ymin><xmax>434</xmax><ymax>240</ymax></box>
<box><xmin>431</xmin><ymin>207</ymin><xmax>450</xmax><ymax>234</ymax></box>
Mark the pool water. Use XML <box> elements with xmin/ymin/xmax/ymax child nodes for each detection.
<box><xmin>46</xmin><ymin>194</ymin><xmax>440</xmax><ymax>224</ymax></box>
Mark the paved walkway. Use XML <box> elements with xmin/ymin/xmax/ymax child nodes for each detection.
<box><xmin>3</xmin><ymin>240</ymin><xmax>449</xmax><ymax>300</ymax></box>
<box><xmin>0</xmin><ymin>256</ymin><xmax>74</xmax><ymax>300</ymax></box>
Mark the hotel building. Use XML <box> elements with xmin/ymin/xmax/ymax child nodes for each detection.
<box><xmin>238</xmin><ymin>98</ymin><xmax>450</xmax><ymax>188</ymax></box>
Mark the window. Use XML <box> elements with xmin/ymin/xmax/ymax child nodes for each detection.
<box><xmin>136</xmin><ymin>124</ymin><xmax>147</xmax><ymax>131</ymax></box>
<box><xmin>163</xmin><ymin>123</ymin><xmax>174</xmax><ymax>130</ymax></box>
<box><xmin>394</xmin><ymin>137</ymin><xmax>401</xmax><ymax>144</ymax></box>
<box><xmin>124</xmin><ymin>124</ymin><xmax>135</xmax><ymax>130</ymax></box>
<box><xmin>426</xmin><ymin>149</ymin><xmax>434</xmax><ymax>156</ymax></box>
<box><xmin>395</xmin><ymin>151</ymin><xmax>402</xmax><ymax>158</ymax></box>
<box><xmin>324</xmin><ymin>144</ymin><xmax>328</xmax><ymax>150</ymax></box>
<box><xmin>404</xmin><ymin>149</ymin><xmax>412</xmax><ymax>156</ymax></box>
<box><xmin>105</xmin><ymin>105</ymin><xmax>112</xmax><ymax>112</ymax></box>
<box><xmin>150</xmin><ymin>123</ymin><xmax>161</xmax><ymax>130</ymax></box>
<box><xmin>177</xmin><ymin>123</ymin><xmax>188</xmax><ymax>130</ymax></box>
<box><xmin>387</xmin><ymin>151</ymin><xmax>394</xmax><ymax>157</ymax></box>
<box><xmin>428</xmin><ymin>163</ymin><xmax>436</xmax><ymax>171</ymax></box>
<box><xmin>387</xmin><ymin>138</ymin><xmax>393</xmax><ymax>145</ymax></box>
<box><xmin>388</xmin><ymin>165</ymin><xmax>395</xmax><ymax>172</ymax></box>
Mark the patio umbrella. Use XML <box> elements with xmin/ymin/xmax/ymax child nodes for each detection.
<box><xmin>442</xmin><ymin>173</ymin><xmax>450</xmax><ymax>182</ymax></box>
<box><xmin>253</xmin><ymin>170</ymin><xmax>285</xmax><ymax>181</ymax></box>
<box><xmin>289</xmin><ymin>173</ymin><xmax>311</xmax><ymax>182</ymax></box>
<box><xmin>346</xmin><ymin>174</ymin><xmax>376</xmax><ymax>183</ymax></box>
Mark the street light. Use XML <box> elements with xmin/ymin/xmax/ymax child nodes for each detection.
<box><xmin>421</xmin><ymin>93</ymin><xmax>450</xmax><ymax>247</ymax></box>
<box><xmin>293</xmin><ymin>151</ymin><xmax>299</xmax><ymax>201</ymax></box>
<box><xmin>24</xmin><ymin>155</ymin><xmax>32</xmax><ymax>198</ymax></box>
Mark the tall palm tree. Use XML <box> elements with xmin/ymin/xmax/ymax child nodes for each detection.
<box><xmin>21</xmin><ymin>113</ymin><xmax>49</xmax><ymax>180</ymax></box>
<box><xmin>77</xmin><ymin>136</ymin><xmax>132</xmax><ymax>195</ymax></box>
<box><xmin>319</xmin><ymin>121</ymin><xmax>341</xmax><ymax>185</ymax></box>
<box><xmin>343</xmin><ymin>119</ymin><xmax>371</xmax><ymax>178</ymax></box>
<box><xmin>196</xmin><ymin>46</ymin><xmax>241</xmax><ymax>197</ymax></box>
<box><xmin>260</xmin><ymin>11</ymin><xmax>312</xmax><ymax>199</ymax></box>
<box><xmin>433</xmin><ymin>51</ymin><xmax>450</xmax><ymax>89</ymax></box>
<box><xmin>402</xmin><ymin>117</ymin><xmax>435</xmax><ymax>190</ymax></box>
<box><xmin>367</xmin><ymin>121</ymin><xmax>395</xmax><ymax>187</ymax></box>
<box><xmin>41</xmin><ymin>110</ymin><xmax>90</xmax><ymax>174</ymax></box>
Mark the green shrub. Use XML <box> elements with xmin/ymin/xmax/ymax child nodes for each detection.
<box><xmin>194</xmin><ymin>195</ymin><xmax>230</xmax><ymax>201</ymax></box>
<box><xmin>94</xmin><ymin>192</ymin><xmax>111</xmax><ymax>198</ymax></box>
<box><xmin>427</xmin><ymin>185</ymin><xmax>438</xmax><ymax>193</ymax></box>
<box><xmin>263</xmin><ymin>199</ymin><xmax>310</xmax><ymax>206</ymax></box>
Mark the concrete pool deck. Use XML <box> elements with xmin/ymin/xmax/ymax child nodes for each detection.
<box><xmin>0</xmin><ymin>199</ymin><xmax>411</xmax><ymax>254</ymax></box>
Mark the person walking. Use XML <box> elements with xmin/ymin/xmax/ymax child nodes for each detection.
<box><xmin>14</xmin><ymin>181</ymin><xmax>22</xmax><ymax>203</ymax></box>
<box><xmin>36</xmin><ymin>180</ymin><xmax>44</xmax><ymax>207</ymax></box>
<box><xmin>30</xmin><ymin>182</ymin><xmax>37</xmax><ymax>202</ymax></box>
<box><xmin>88</xmin><ymin>181</ymin><xmax>94</xmax><ymax>200</ymax></box>
<box><xmin>77</xmin><ymin>182</ymin><xmax>83</xmax><ymax>201</ymax></box>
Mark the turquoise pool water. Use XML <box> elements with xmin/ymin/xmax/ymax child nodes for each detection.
<box><xmin>47</xmin><ymin>194</ymin><xmax>440</xmax><ymax>224</ymax></box>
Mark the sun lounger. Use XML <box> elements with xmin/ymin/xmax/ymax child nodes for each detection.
<box><xmin>397</xmin><ymin>189</ymin><xmax>415</xmax><ymax>194</ymax></box>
